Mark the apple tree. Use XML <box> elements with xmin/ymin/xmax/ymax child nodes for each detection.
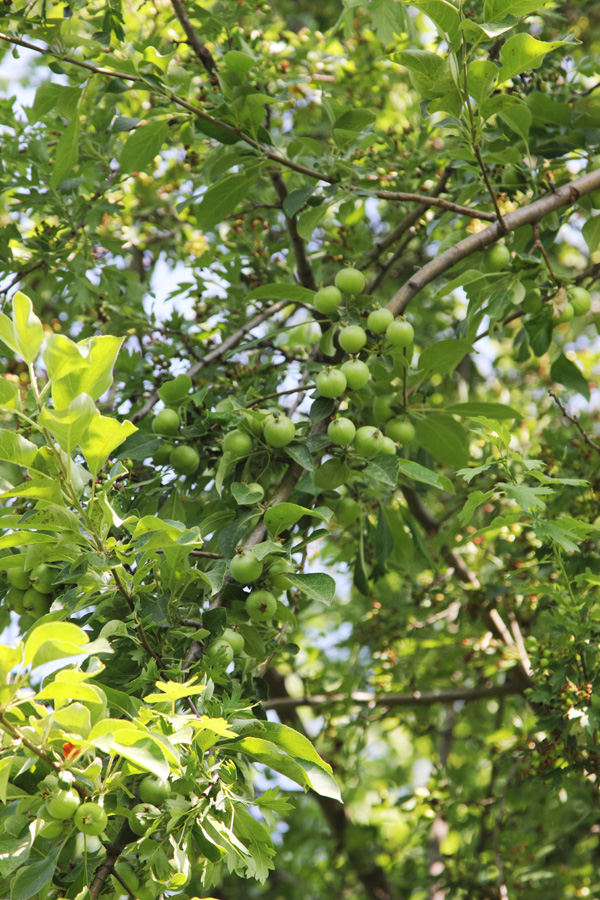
<box><xmin>0</xmin><ymin>0</ymin><xmax>600</xmax><ymax>899</ymax></box>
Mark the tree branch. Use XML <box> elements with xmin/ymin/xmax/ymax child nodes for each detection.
<box><xmin>549</xmin><ymin>389</ymin><xmax>600</xmax><ymax>454</ymax></box>
<box><xmin>388</xmin><ymin>167</ymin><xmax>600</xmax><ymax>315</ymax></box>
<box><xmin>270</xmin><ymin>169</ymin><xmax>317</xmax><ymax>290</ymax></box>
<box><xmin>262</xmin><ymin>682</ymin><xmax>521</xmax><ymax>712</ymax></box>
<box><xmin>169</xmin><ymin>0</ymin><xmax>218</xmax><ymax>76</ymax></box>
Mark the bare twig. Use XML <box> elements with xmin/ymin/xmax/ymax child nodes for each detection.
<box><xmin>263</xmin><ymin>682</ymin><xmax>521</xmax><ymax>711</ymax></box>
<box><xmin>532</xmin><ymin>223</ymin><xmax>560</xmax><ymax>285</ymax></box>
<box><xmin>549</xmin><ymin>389</ymin><xmax>600</xmax><ymax>454</ymax></box>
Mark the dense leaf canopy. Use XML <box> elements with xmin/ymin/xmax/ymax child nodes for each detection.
<box><xmin>1</xmin><ymin>1</ymin><xmax>600</xmax><ymax>899</ymax></box>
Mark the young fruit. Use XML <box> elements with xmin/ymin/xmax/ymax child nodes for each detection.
<box><xmin>153</xmin><ymin>443</ymin><xmax>173</xmax><ymax>466</ymax></box>
<box><xmin>556</xmin><ymin>302</ymin><xmax>574</xmax><ymax>324</ymax></box>
<box><xmin>267</xmin><ymin>559</ymin><xmax>293</xmax><ymax>591</ymax></box>
<box><xmin>170</xmin><ymin>445</ymin><xmax>200</xmax><ymax>476</ymax></box>
<box><xmin>205</xmin><ymin>638</ymin><xmax>235</xmax><ymax>666</ymax></box>
<box><xmin>335</xmin><ymin>267</ymin><xmax>366</xmax><ymax>295</ymax></box>
<box><xmin>338</xmin><ymin>325</ymin><xmax>367</xmax><ymax>354</ymax></box>
<box><xmin>314</xmin><ymin>285</ymin><xmax>343</xmax><ymax>314</ymax></box>
<box><xmin>139</xmin><ymin>775</ymin><xmax>171</xmax><ymax>806</ymax></box>
<box><xmin>6</xmin><ymin>587</ymin><xmax>26</xmax><ymax>614</ymax></box>
<box><xmin>335</xmin><ymin>496</ymin><xmax>359</xmax><ymax>526</ymax></box>
<box><xmin>129</xmin><ymin>803</ymin><xmax>160</xmax><ymax>837</ymax></box>
<box><xmin>386</xmin><ymin>418</ymin><xmax>416</xmax><ymax>444</ymax></box>
<box><xmin>245</xmin><ymin>589</ymin><xmax>277</xmax><ymax>621</ymax></box>
<box><xmin>379</xmin><ymin>436</ymin><xmax>397</xmax><ymax>455</ymax></box>
<box><xmin>328</xmin><ymin>417</ymin><xmax>356</xmax><ymax>447</ymax></box>
<box><xmin>74</xmin><ymin>801</ymin><xmax>108</xmax><ymax>836</ymax></box>
<box><xmin>353</xmin><ymin>426</ymin><xmax>386</xmax><ymax>458</ymax></box>
<box><xmin>367</xmin><ymin>307</ymin><xmax>394</xmax><ymax>334</ymax></box>
<box><xmin>230</xmin><ymin>549</ymin><xmax>263</xmax><ymax>584</ymax></box>
<box><xmin>372</xmin><ymin>394</ymin><xmax>395</xmax><ymax>423</ymax></box>
<box><xmin>7</xmin><ymin>566</ymin><xmax>30</xmax><ymax>591</ymax></box>
<box><xmin>386</xmin><ymin>319</ymin><xmax>414</xmax><ymax>347</ymax></box>
<box><xmin>316</xmin><ymin>367</ymin><xmax>347</xmax><ymax>398</ymax></box>
<box><xmin>502</xmin><ymin>166</ymin><xmax>525</xmax><ymax>189</ymax></box>
<box><xmin>47</xmin><ymin>788</ymin><xmax>81</xmax><ymax>820</ymax></box>
<box><xmin>22</xmin><ymin>587</ymin><xmax>51</xmax><ymax>616</ymax></box>
<box><xmin>341</xmin><ymin>358</ymin><xmax>370</xmax><ymax>390</ymax></box>
<box><xmin>29</xmin><ymin>564</ymin><xmax>54</xmax><ymax>594</ymax></box>
<box><xmin>483</xmin><ymin>244</ymin><xmax>510</xmax><ymax>272</ymax></box>
<box><xmin>223</xmin><ymin>429</ymin><xmax>253</xmax><ymax>456</ymax></box>
<box><xmin>568</xmin><ymin>286</ymin><xmax>591</xmax><ymax>316</ymax></box>
<box><xmin>152</xmin><ymin>408</ymin><xmax>180</xmax><ymax>436</ymax></box>
<box><xmin>222</xmin><ymin>627</ymin><xmax>245</xmax><ymax>654</ymax></box>
<box><xmin>521</xmin><ymin>288</ymin><xmax>542</xmax><ymax>314</ymax></box>
<box><xmin>263</xmin><ymin>414</ymin><xmax>295</xmax><ymax>447</ymax></box>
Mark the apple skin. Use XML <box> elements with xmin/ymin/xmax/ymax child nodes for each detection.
<box><xmin>230</xmin><ymin>550</ymin><xmax>263</xmax><ymax>584</ymax></box>
<box><xmin>139</xmin><ymin>775</ymin><xmax>171</xmax><ymax>805</ymax></box>
<box><xmin>245</xmin><ymin>590</ymin><xmax>277</xmax><ymax>621</ymax></box>
<box><xmin>335</xmin><ymin>268</ymin><xmax>366</xmax><ymax>295</ymax></box>
<box><xmin>129</xmin><ymin>803</ymin><xmax>161</xmax><ymax>837</ymax></box>
<box><xmin>74</xmin><ymin>801</ymin><xmax>108</xmax><ymax>836</ymax></box>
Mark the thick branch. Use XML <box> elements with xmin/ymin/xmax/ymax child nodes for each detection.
<box><xmin>270</xmin><ymin>170</ymin><xmax>317</xmax><ymax>290</ymax></box>
<box><xmin>89</xmin><ymin>820</ymin><xmax>137</xmax><ymax>900</ymax></box>
<box><xmin>388</xmin><ymin>167</ymin><xmax>600</xmax><ymax>314</ymax></box>
<box><xmin>170</xmin><ymin>0</ymin><xmax>218</xmax><ymax>75</ymax></box>
<box><xmin>263</xmin><ymin>682</ymin><xmax>521</xmax><ymax>712</ymax></box>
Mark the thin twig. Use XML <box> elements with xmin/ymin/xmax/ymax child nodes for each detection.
<box><xmin>270</xmin><ymin>169</ymin><xmax>317</xmax><ymax>290</ymax></box>
<box><xmin>263</xmin><ymin>682</ymin><xmax>521</xmax><ymax>711</ymax></box>
<box><xmin>532</xmin><ymin>223</ymin><xmax>560</xmax><ymax>285</ymax></box>
<box><xmin>549</xmin><ymin>389</ymin><xmax>600</xmax><ymax>454</ymax></box>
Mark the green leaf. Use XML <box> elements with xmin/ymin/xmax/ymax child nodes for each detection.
<box><xmin>0</xmin><ymin>378</ymin><xmax>20</xmax><ymax>410</ymax></box>
<box><xmin>39</xmin><ymin>393</ymin><xmax>97</xmax><ymax>455</ymax></box>
<box><xmin>298</xmin><ymin>760</ymin><xmax>342</xmax><ymax>802</ymax></box>
<box><xmin>396</xmin><ymin>458</ymin><xmax>455</xmax><ymax>492</ymax></box>
<box><xmin>466</xmin><ymin>59</ymin><xmax>498</xmax><ymax>107</ymax></box>
<box><xmin>224</xmin><ymin>50</ymin><xmax>256</xmax><ymax>79</ymax></box>
<box><xmin>226</xmin><ymin>737</ymin><xmax>311</xmax><ymax>791</ymax></box>
<box><xmin>79</xmin><ymin>412</ymin><xmax>137</xmax><ymax>476</ymax></box>
<box><xmin>496</xmin><ymin>96</ymin><xmax>532</xmax><ymax>141</ymax></box>
<box><xmin>333</xmin><ymin>108</ymin><xmax>377</xmax><ymax>132</ymax></box>
<box><xmin>364</xmin><ymin>454</ymin><xmax>400</xmax><ymax>487</ymax></box>
<box><xmin>445</xmin><ymin>402</ymin><xmax>521</xmax><ymax>420</ymax></box>
<box><xmin>296</xmin><ymin>203</ymin><xmax>328</xmax><ymax>241</ymax></box>
<box><xmin>195</xmin><ymin>173</ymin><xmax>256</xmax><ymax>231</ymax></box>
<box><xmin>50</xmin><ymin>116</ymin><xmax>79</xmax><ymax>189</ymax></box>
<box><xmin>484</xmin><ymin>0</ymin><xmax>551</xmax><ymax>19</ymax></box>
<box><xmin>0</xmin><ymin>430</ymin><xmax>38</xmax><ymax>469</ymax></box>
<box><xmin>418</xmin><ymin>339</ymin><xmax>472</xmax><ymax>376</ymax></box>
<box><xmin>11</xmin><ymin>292</ymin><xmax>44</xmax><ymax>364</ymax></box>
<box><xmin>411</xmin><ymin>0</ymin><xmax>460</xmax><ymax>40</ymax></box>
<box><xmin>264</xmin><ymin>502</ymin><xmax>328</xmax><ymax>536</ymax></box>
<box><xmin>498</xmin><ymin>34</ymin><xmax>573</xmax><ymax>85</ymax></box>
<box><xmin>24</xmin><ymin>622</ymin><xmax>111</xmax><ymax>669</ymax></box>
<box><xmin>502</xmin><ymin>483</ymin><xmax>553</xmax><ymax>512</ymax></box>
<box><xmin>246</xmin><ymin>283</ymin><xmax>315</xmax><ymax>303</ymax></box>
<box><xmin>524</xmin><ymin>312</ymin><xmax>553</xmax><ymax>357</ymax></box>
<box><xmin>235</xmin><ymin>721</ymin><xmax>333</xmax><ymax>771</ymax></box>
<box><xmin>120</xmin><ymin>119</ymin><xmax>168</xmax><ymax>174</ymax></box>
<box><xmin>48</xmin><ymin>335</ymin><xmax>124</xmax><ymax>409</ymax></box>
<box><xmin>550</xmin><ymin>354</ymin><xmax>590</xmax><ymax>400</ymax></box>
<box><xmin>582</xmin><ymin>215</ymin><xmax>600</xmax><ymax>255</ymax></box>
<box><xmin>314</xmin><ymin>458</ymin><xmax>351</xmax><ymax>489</ymax></box>
<box><xmin>231</xmin><ymin>482</ymin><xmax>265</xmax><ymax>505</ymax></box>
<box><xmin>415</xmin><ymin>416</ymin><xmax>469</xmax><ymax>468</ymax></box>
<box><xmin>458</xmin><ymin>489</ymin><xmax>495</xmax><ymax>526</ymax></box>
<box><xmin>282</xmin><ymin>187</ymin><xmax>315</xmax><ymax>218</ymax></box>
<box><xmin>10</xmin><ymin>848</ymin><xmax>59</xmax><ymax>900</ymax></box>
<box><xmin>158</xmin><ymin>374</ymin><xmax>192</xmax><ymax>405</ymax></box>
<box><xmin>283</xmin><ymin>442</ymin><xmax>314</xmax><ymax>471</ymax></box>
<box><xmin>287</xmin><ymin>573</ymin><xmax>336</xmax><ymax>605</ymax></box>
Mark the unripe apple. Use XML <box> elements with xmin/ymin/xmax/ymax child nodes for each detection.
<box><xmin>328</xmin><ymin>417</ymin><xmax>356</xmax><ymax>446</ymax></box>
<box><xmin>230</xmin><ymin>549</ymin><xmax>263</xmax><ymax>584</ymax></box>
<box><xmin>386</xmin><ymin>319</ymin><xmax>414</xmax><ymax>347</ymax></box>
<box><xmin>245</xmin><ymin>589</ymin><xmax>277</xmax><ymax>621</ymax></box>
<box><xmin>367</xmin><ymin>307</ymin><xmax>394</xmax><ymax>334</ymax></box>
<box><xmin>335</xmin><ymin>496</ymin><xmax>359</xmax><ymax>526</ymax></box>
<box><xmin>483</xmin><ymin>244</ymin><xmax>510</xmax><ymax>272</ymax></box>
<box><xmin>379</xmin><ymin>436</ymin><xmax>397</xmax><ymax>455</ymax></box>
<box><xmin>568</xmin><ymin>286</ymin><xmax>591</xmax><ymax>316</ymax></box>
<box><xmin>152</xmin><ymin>408</ymin><xmax>180</xmax><ymax>436</ymax></box>
<box><xmin>205</xmin><ymin>638</ymin><xmax>235</xmax><ymax>666</ymax></box>
<box><xmin>267</xmin><ymin>558</ymin><xmax>293</xmax><ymax>591</ymax></box>
<box><xmin>338</xmin><ymin>325</ymin><xmax>367</xmax><ymax>354</ymax></box>
<box><xmin>353</xmin><ymin>426</ymin><xmax>385</xmax><ymax>458</ymax></box>
<box><xmin>335</xmin><ymin>268</ymin><xmax>366</xmax><ymax>295</ymax></box>
<box><xmin>386</xmin><ymin>418</ymin><xmax>415</xmax><ymax>443</ymax></box>
<box><xmin>340</xmin><ymin>358</ymin><xmax>370</xmax><ymax>390</ymax></box>
<box><xmin>314</xmin><ymin>285</ymin><xmax>343</xmax><ymax>314</ymax></box>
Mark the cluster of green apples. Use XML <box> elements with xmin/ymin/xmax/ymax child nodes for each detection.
<box><xmin>312</xmin><ymin>267</ymin><xmax>416</xmax><ymax>459</ymax></box>
<box><xmin>152</xmin><ymin>407</ymin><xmax>201</xmax><ymax>475</ymax></box>
<box><xmin>204</xmin><ymin>555</ymin><xmax>292</xmax><ymax>665</ymax></box>
<box><xmin>483</xmin><ymin>243</ymin><xmax>593</xmax><ymax>323</ymax></box>
<box><xmin>4</xmin><ymin>560</ymin><xmax>57</xmax><ymax>627</ymax></box>
<box><xmin>39</xmin><ymin>773</ymin><xmax>107</xmax><ymax>840</ymax></box>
